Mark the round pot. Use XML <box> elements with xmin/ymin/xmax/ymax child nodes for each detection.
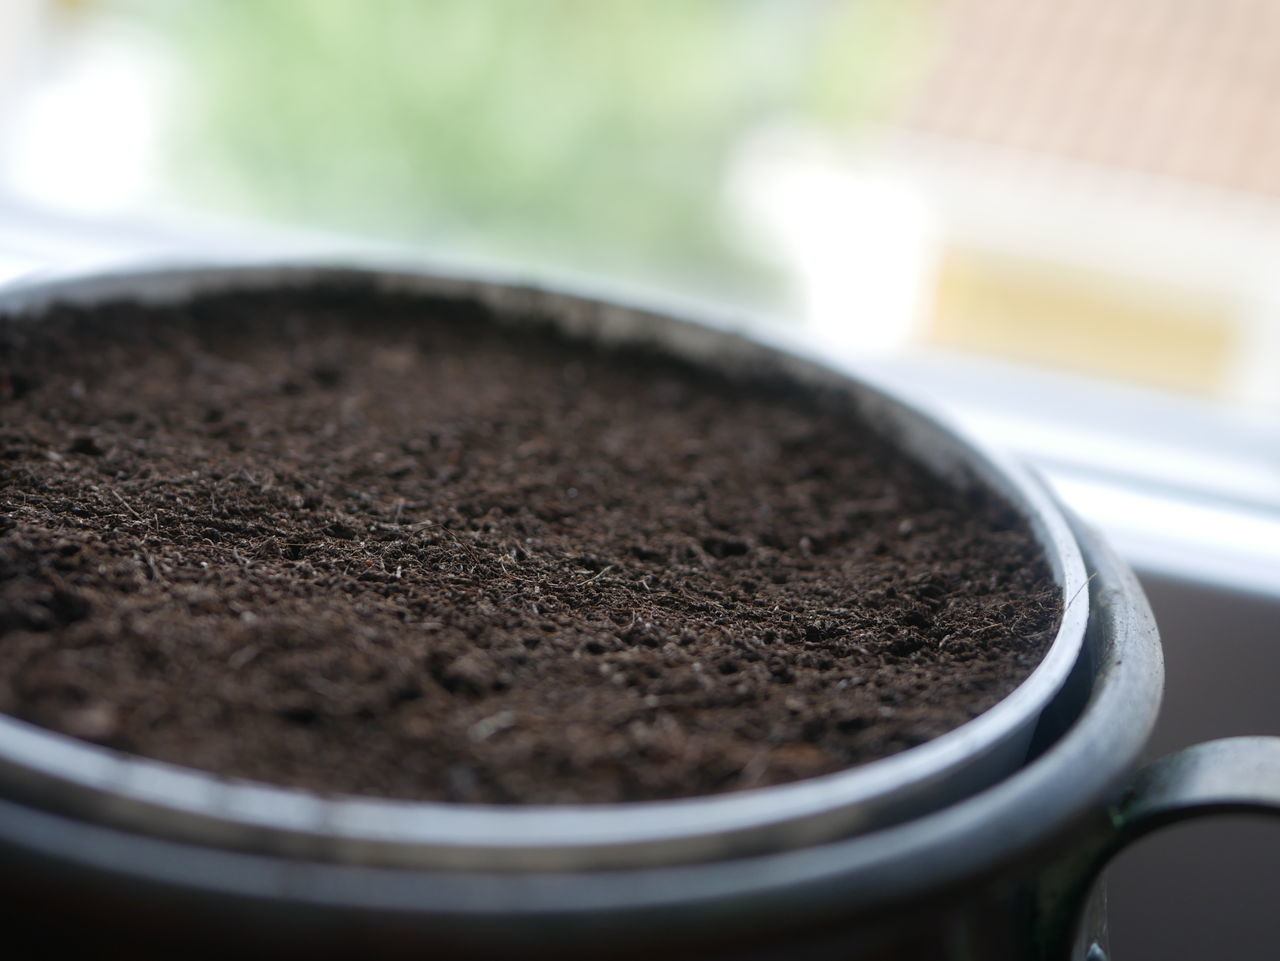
<box><xmin>0</xmin><ymin>262</ymin><xmax>1276</xmax><ymax>960</ymax></box>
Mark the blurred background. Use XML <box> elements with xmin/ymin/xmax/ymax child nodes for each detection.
<box><xmin>1</xmin><ymin>1</ymin><xmax>1277</xmax><ymax>957</ymax></box>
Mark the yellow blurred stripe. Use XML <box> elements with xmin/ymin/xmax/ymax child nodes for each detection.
<box><xmin>930</xmin><ymin>247</ymin><xmax>1235</xmax><ymax>396</ymax></box>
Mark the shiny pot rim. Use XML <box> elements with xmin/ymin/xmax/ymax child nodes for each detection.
<box><xmin>0</xmin><ymin>258</ymin><xmax>1088</xmax><ymax>872</ymax></box>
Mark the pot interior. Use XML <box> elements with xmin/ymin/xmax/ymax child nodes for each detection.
<box><xmin>0</xmin><ymin>262</ymin><xmax>1088</xmax><ymax>870</ymax></box>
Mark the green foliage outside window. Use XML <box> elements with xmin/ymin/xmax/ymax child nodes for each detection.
<box><xmin>130</xmin><ymin>0</ymin><xmax>932</xmax><ymax>301</ymax></box>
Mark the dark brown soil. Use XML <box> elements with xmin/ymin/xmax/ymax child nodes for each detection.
<box><xmin>0</xmin><ymin>283</ymin><xmax>1060</xmax><ymax>804</ymax></box>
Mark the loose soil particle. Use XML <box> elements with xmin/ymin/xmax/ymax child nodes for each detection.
<box><xmin>0</xmin><ymin>285</ymin><xmax>1060</xmax><ymax>804</ymax></box>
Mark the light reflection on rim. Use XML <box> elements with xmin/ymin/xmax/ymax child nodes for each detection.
<box><xmin>0</xmin><ymin>261</ymin><xmax>1088</xmax><ymax>871</ymax></box>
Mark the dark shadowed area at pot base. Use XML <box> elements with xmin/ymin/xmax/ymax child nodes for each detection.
<box><xmin>0</xmin><ymin>284</ymin><xmax>1059</xmax><ymax>804</ymax></box>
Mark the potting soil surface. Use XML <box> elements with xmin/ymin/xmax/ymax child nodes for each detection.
<box><xmin>0</xmin><ymin>285</ymin><xmax>1061</xmax><ymax>803</ymax></box>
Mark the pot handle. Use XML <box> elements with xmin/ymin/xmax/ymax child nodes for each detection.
<box><xmin>1065</xmin><ymin>736</ymin><xmax>1280</xmax><ymax>961</ymax></box>
<box><xmin>1115</xmin><ymin>736</ymin><xmax>1280</xmax><ymax>838</ymax></box>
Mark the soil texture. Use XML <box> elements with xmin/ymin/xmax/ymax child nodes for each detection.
<box><xmin>0</xmin><ymin>284</ymin><xmax>1061</xmax><ymax>803</ymax></box>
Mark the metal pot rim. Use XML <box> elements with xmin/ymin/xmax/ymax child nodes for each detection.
<box><xmin>0</xmin><ymin>258</ymin><xmax>1089</xmax><ymax>871</ymax></box>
